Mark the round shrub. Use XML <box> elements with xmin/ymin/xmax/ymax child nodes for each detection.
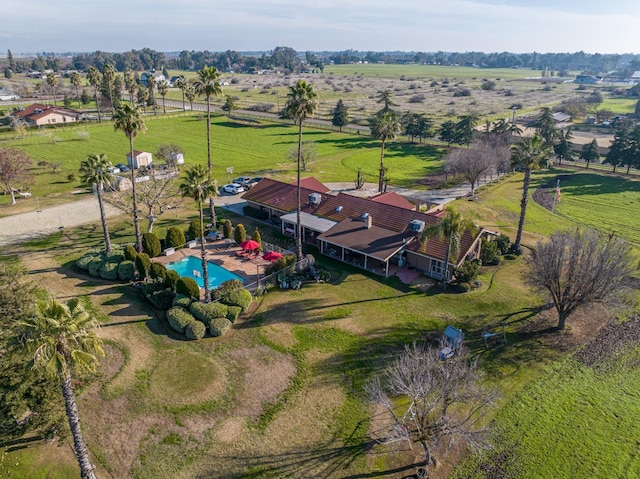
<box><xmin>251</xmin><ymin>228</ymin><xmax>262</xmax><ymax>250</ymax></box>
<box><xmin>76</xmin><ymin>253</ymin><xmax>98</xmax><ymax>271</ymax></box>
<box><xmin>189</xmin><ymin>302</ymin><xmax>228</xmax><ymax>326</ymax></box>
<box><xmin>480</xmin><ymin>238</ymin><xmax>499</xmax><ymax>266</ymax></box>
<box><xmin>455</xmin><ymin>282</ymin><xmax>471</xmax><ymax>293</ymax></box>
<box><xmin>234</xmin><ymin>224</ymin><xmax>246</xmax><ymax>245</ymax></box>
<box><xmin>504</xmin><ymin>253</ymin><xmax>518</xmax><ymax>261</ymax></box>
<box><xmin>176</xmin><ymin>277</ymin><xmax>200</xmax><ymax>299</ymax></box>
<box><xmin>142</xmin><ymin>232</ymin><xmax>162</xmax><ymax>258</ymax></box>
<box><xmin>165</xmin><ymin>270</ymin><xmax>180</xmax><ymax>290</ymax></box>
<box><xmin>100</xmin><ymin>262</ymin><xmax>119</xmax><ymax>280</ymax></box>
<box><xmin>221</xmin><ymin>288</ymin><xmax>252</xmax><ymax>312</ymax></box>
<box><xmin>166</xmin><ymin>226</ymin><xmax>186</xmax><ymax>249</ymax></box>
<box><xmin>118</xmin><ymin>260</ymin><xmax>136</xmax><ymax>281</ymax></box>
<box><xmin>88</xmin><ymin>257</ymin><xmax>105</xmax><ymax>277</ymax></box>
<box><xmin>124</xmin><ymin>244</ymin><xmax>138</xmax><ymax>262</ymax></box>
<box><xmin>105</xmin><ymin>250</ymin><xmax>125</xmax><ymax>263</ymax></box>
<box><xmin>222</xmin><ymin>219</ymin><xmax>232</xmax><ymax>239</ymax></box>
<box><xmin>172</xmin><ymin>294</ymin><xmax>193</xmax><ymax>309</ymax></box>
<box><xmin>135</xmin><ymin>253</ymin><xmax>151</xmax><ymax>279</ymax></box>
<box><xmin>146</xmin><ymin>289</ymin><xmax>175</xmax><ymax>310</ymax></box>
<box><xmin>150</xmin><ymin>262</ymin><xmax>168</xmax><ymax>281</ymax></box>
<box><xmin>209</xmin><ymin>317</ymin><xmax>232</xmax><ymax>337</ymax></box>
<box><xmin>185</xmin><ymin>320</ymin><xmax>207</xmax><ymax>340</ymax></box>
<box><xmin>188</xmin><ymin>220</ymin><xmax>201</xmax><ymax>241</ymax></box>
<box><xmin>495</xmin><ymin>234</ymin><xmax>511</xmax><ymax>255</ymax></box>
<box><xmin>226</xmin><ymin>305</ymin><xmax>242</xmax><ymax>323</ymax></box>
<box><xmin>166</xmin><ymin>306</ymin><xmax>196</xmax><ymax>334</ymax></box>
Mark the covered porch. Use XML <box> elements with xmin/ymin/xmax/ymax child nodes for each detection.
<box><xmin>279</xmin><ymin>211</ymin><xmax>337</xmax><ymax>247</ymax></box>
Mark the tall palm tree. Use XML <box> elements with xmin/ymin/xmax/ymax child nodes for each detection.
<box><xmin>87</xmin><ymin>67</ymin><xmax>102</xmax><ymax>123</ymax></box>
<box><xmin>180</xmin><ymin>165</ymin><xmax>216</xmax><ymax>302</ymax></box>
<box><xmin>157</xmin><ymin>80</ymin><xmax>168</xmax><ymax>114</ymax></box>
<box><xmin>137</xmin><ymin>85</ymin><xmax>149</xmax><ymax>113</ymax></box>
<box><xmin>193</xmin><ymin>66</ymin><xmax>223</xmax><ymax>228</ymax></box>
<box><xmin>19</xmin><ymin>298</ymin><xmax>104</xmax><ymax>479</ymax></box>
<box><xmin>419</xmin><ymin>206</ymin><xmax>478</xmax><ymax>290</ymax></box>
<box><xmin>282</xmin><ymin>79</ymin><xmax>319</xmax><ymax>260</ymax></box>
<box><xmin>69</xmin><ymin>71</ymin><xmax>82</xmax><ymax>108</ymax></box>
<box><xmin>79</xmin><ymin>153</ymin><xmax>115</xmax><ymax>253</ymax></box>
<box><xmin>124</xmin><ymin>68</ymin><xmax>136</xmax><ymax>103</ymax></box>
<box><xmin>46</xmin><ymin>73</ymin><xmax>58</xmax><ymax>106</ymax></box>
<box><xmin>113</xmin><ymin>103</ymin><xmax>146</xmax><ymax>252</ymax></box>
<box><xmin>146</xmin><ymin>75</ymin><xmax>157</xmax><ymax>116</ymax></box>
<box><xmin>174</xmin><ymin>75</ymin><xmax>188</xmax><ymax>111</ymax></box>
<box><xmin>102</xmin><ymin>63</ymin><xmax>116</xmax><ymax>112</ymax></box>
<box><xmin>510</xmin><ymin>134</ymin><xmax>550</xmax><ymax>252</ymax></box>
<box><xmin>185</xmin><ymin>82</ymin><xmax>196</xmax><ymax>111</ymax></box>
<box><xmin>369</xmin><ymin>111</ymin><xmax>400</xmax><ymax>193</ymax></box>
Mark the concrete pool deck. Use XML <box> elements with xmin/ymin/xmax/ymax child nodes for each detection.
<box><xmin>152</xmin><ymin>238</ymin><xmax>272</xmax><ymax>289</ymax></box>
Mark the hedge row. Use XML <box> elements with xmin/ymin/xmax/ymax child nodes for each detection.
<box><xmin>166</xmin><ymin>307</ymin><xmax>195</xmax><ymax>334</ymax></box>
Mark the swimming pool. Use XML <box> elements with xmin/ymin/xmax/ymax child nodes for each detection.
<box><xmin>166</xmin><ymin>256</ymin><xmax>244</xmax><ymax>289</ymax></box>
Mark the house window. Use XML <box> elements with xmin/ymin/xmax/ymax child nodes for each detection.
<box><xmin>430</xmin><ymin>259</ymin><xmax>446</xmax><ymax>279</ymax></box>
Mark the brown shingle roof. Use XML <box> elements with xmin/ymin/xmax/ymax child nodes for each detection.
<box><xmin>405</xmin><ymin>228</ymin><xmax>477</xmax><ymax>264</ymax></box>
<box><xmin>369</xmin><ymin>191</ymin><xmax>415</xmax><ymax>210</ymax></box>
<box><xmin>13</xmin><ymin>103</ymin><xmax>79</xmax><ymax>122</ymax></box>
<box><xmin>289</xmin><ymin>177</ymin><xmax>331</xmax><ymax>193</ymax></box>
<box><xmin>243</xmin><ymin>178</ymin><xmax>331</xmax><ymax>213</ymax></box>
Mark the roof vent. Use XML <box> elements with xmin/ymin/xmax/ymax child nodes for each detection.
<box><xmin>335</xmin><ymin>205</ymin><xmax>343</xmax><ymax>212</ymax></box>
<box><xmin>409</xmin><ymin>219</ymin><xmax>425</xmax><ymax>233</ymax></box>
<box><xmin>308</xmin><ymin>193</ymin><xmax>322</xmax><ymax>205</ymax></box>
<box><xmin>361</xmin><ymin>212</ymin><xmax>369</xmax><ymax>220</ymax></box>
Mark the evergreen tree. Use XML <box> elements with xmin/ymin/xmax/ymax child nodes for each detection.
<box><xmin>331</xmin><ymin>99</ymin><xmax>349</xmax><ymax>132</ymax></box>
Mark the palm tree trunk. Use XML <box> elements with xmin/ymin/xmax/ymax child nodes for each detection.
<box><xmin>199</xmin><ymin>201</ymin><xmax>210</xmax><ymax>302</ymax></box>
<box><xmin>205</xmin><ymin>95</ymin><xmax>217</xmax><ymax>229</ymax></box>
<box><xmin>181</xmin><ymin>90</ymin><xmax>185</xmax><ymax>111</ymax></box>
<box><xmin>378</xmin><ymin>139</ymin><xmax>386</xmax><ymax>193</ymax></box>
<box><xmin>162</xmin><ymin>96</ymin><xmax>166</xmax><ymax>114</ymax></box>
<box><xmin>94</xmin><ymin>87</ymin><xmax>101</xmax><ymax>123</ymax></box>
<box><xmin>296</xmin><ymin>120</ymin><xmax>304</xmax><ymax>260</ymax></box>
<box><xmin>442</xmin><ymin>238</ymin><xmax>452</xmax><ymax>290</ymax></box>
<box><xmin>61</xmin><ymin>371</ymin><xmax>97</xmax><ymax>479</ymax></box>
<box><xmin>129</xmin><ymin>137</ymin><xmax>142</xmax><ymax>252</ymax></box>
<box><xmin>96</xmin><ymin>184</ymin><xmax>111</xmax><ymax>253</ymax></box>
<box><xmin>514</xmin><ymin>168</ymin><xmax>531</xmax><ymax>252</ymax></box>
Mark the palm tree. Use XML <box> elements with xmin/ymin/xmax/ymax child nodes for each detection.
<box><xmin>282</xmin><ymin>79</ymin><xmax>319</xmax><ymax>260</ymax></box>
<box><xmin>19</xmin><ymin>298</ymin><xmax>104</xmax><ymax>479</ymax></box>
<box><xmin>157</xmin><ymin>80</ymin><xmax>168</xmax><ymax>114</ymax></box>
<box><xmin>185</xmin><ymin>82</ymin><xmax>196</xmax><ymax>111</ymax></box>
<box><xmin>146</xmin><ymin>75</ymin><xmax>157</xmax><ymax>116</ymax></box>
<box><xmin>113</xmin><ymin>103</ymin><xmax>146</xmax><ymax>252</ymax></box>
<box><xmin>70</xmin><ymin>71</ymin><xmax>82</xmax><ymax>108</ymax></box>
<box><xmin>419</xmin><ymin>205</ymin><xmax>477</xmax><ymax>290</ymax></box>
<box><xmin>180</xmin><ymin>165</ymin><xmax>216</xmax><ymax>302</ymax></box>
<box><xmin>510</xmin><ymin>134</ymin><xmax>550</xmax><ymax>252</ymax></box>
<box><xmin>174</xmin><ymin>75</ymin><xmax>188</xmax><ymax>111</ymax></box>
<box><xmin>137</xmin><ymin>85</ymin><xmax>149</xmax><ymax>113</ymax></box>
<box><xmin>124</xmin><ymin>67</ymin><xmax>136</xmax><ymax>103</ymax></box>
<box><xmin>46</xmin><ymin>73</ymin><xmax>58</xmax><ymax>106</ymax></box>
<box><xmin>87</xmin><ymin>67</ymin><xmax>102</xmax><ymax>123</ymax></box>
<box><xmin>369</xmin><ymin>111</ymin><xmax>400</xmax><ymax>193</ymax></box>
<box><xmin>79</xmin><ymin>153</ymin><xmax>115</xmax><ymax>253</ymax></box>
<box><xmin>102</xmin><ymin>64</ymin><xmax>116</xmax><ymax>112</ymax></box>
<box><xmin>193</xmin><ymin>66</ymin><xmax>223</xmax><ymax>228</ymax></box>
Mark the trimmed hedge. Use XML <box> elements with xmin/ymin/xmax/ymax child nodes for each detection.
<box><xmin>100</xmin><ymin>262</ymin><xmax>119</xmax><ymax>280</ymax></box>
<box><xmin>222</xmin><ymin>289</ymin><xmax>252</xmax><ymax>312</ymax></box>
<box><xmin>166</xmin><ymin>226</ymin><xmax>186</xmax><ymax>249</ymax></box>
<box><xmin>166</xmin><ymin>307</ymin><xmax>196</xmax><ymax>334</ymax></box>
<box><xmin>88</xmin><ymin>257</ymin><xmax>105</xmax><ymax>277</ymax></box>
<box><xmin>146</xmin><ymin>289</ymin><xmax>175</xmax><ymax>310</ymax></box>
<box><xmin>76</xmin><ymin>253</ymin><xmax>98</xmax><ymax>271</ymax></box>
<box><xmin>124</xmin><ymin>244</ymin><xmax>138</xmax><ymax>262</ymax></box>
<box><xmin>185</xmin><ymin>320</ymin><xmax>207</xmax><ymax>340</ymax></box>
<box><xmin>142</xmin><ymin>232</ymin><xmax>162</xmax><ymax>258</ymax></box>
<box><xmin>118</xmin><ymin>260</ymin><xmax>136</xmax><ymax>281</ymax></box>
<box><xmin>234</xmin><ymin>223</ymin><xmax>246</xmax><ymax>245</ymax></box>
<box><xmin>135</xmin><ymin>253</ymin><xmax>151</xmax><ymax>279</ymax></box>
<box><xmin>226</xmin><ymin>305</ymin><xmax>242</xmax><ymax>323</ymax></box>
<box><xmin>188</xmin><ymin>220</ymin><xmax>201</xmax><ymax>241</ymax></box>
<box><xmin>209</xmin><ymin>317</ymin><xmax>232</xmax><ymax>337</ymax></box>
<box><xmin>189</xmin><ymin>302</ymin><xmax>228</xmax><ymax>325</ymax></box>
<box><xmin>222</xmin><ymin>219</ymin><xmax>232</xmax><ymax>239</ymax></box>
<box><xmin>150</xmin><ymin>262</ymin><xmax>168</xmax><ymax>281</ymax></box>
<box><xmin>172</xmin><ymin>294</ymin><xmax>193</xmax><ymax>309</ymax></box>
<box><xmin>165</xmin><ymin>270</ymin><xmax>180</xmax><ymax>290</ymax></box>
<box><xmin>105</xmin><ymin>250</ymin><xmax>125</xmax><ymax>263</ymax></box>
<box><xmin>176</xmin><ymin>277</ymin><xmax>199</xmax><ymax>299</ymax></box>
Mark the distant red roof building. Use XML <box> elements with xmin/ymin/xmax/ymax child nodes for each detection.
<box><xmin>289</xmin><ymin>177</ymin><xmax>331</xmax><ymax>193</ymax></box>
<box><xmin>13</xmin><ymin>103</ymin><xmax>81</xmax><ymax>126</ymax></box>
<box><xmin>369</xmin><ymin>191</ymin><xmax>415</xmax><ymax>210</ymax></box>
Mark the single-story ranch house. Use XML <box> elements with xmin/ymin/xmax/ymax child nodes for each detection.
<box><xmin>12</xmin><ymin>103</ymin><xmax>81</xmax><ymax>126</ymax></box>
<box><xmin>242</xmin><ymin>178</ymin><xmax>485</xmax><ymax>281</ymax></box>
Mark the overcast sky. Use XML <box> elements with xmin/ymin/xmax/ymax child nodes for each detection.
<box><xmin>4</xmin><ymin>0</ymin><xmax>640</xmax><ymax>55</ymax></box>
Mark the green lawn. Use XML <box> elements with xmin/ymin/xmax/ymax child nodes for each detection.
<box><xmin>598</xmin><ymin>97</ymin><xmax>638</xmax><ymax>114</ymax></box>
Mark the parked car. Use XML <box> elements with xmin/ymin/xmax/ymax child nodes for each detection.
<box><xmin>232</xmin><ymin>176</ymin><xmax>252</xmax><ymax>187</ymax></box>
<box><xmin>247</xmin><ymin>177</ymin><xmax>263</xmax><ymax>188</ymax></box>
<box><xmin>107</xmin><ymin>166</ymin><xmax>121</xmax><ymax>174</ymax></box>
<box><xmin>221</xmin><ymin>183</ymin><xmax>245</xmax><ymax>194</ymax></box>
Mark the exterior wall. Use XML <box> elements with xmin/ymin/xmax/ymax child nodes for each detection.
<box><xmin>128</xmin><ymin>152</ymin><xmax>153</xmax><ymax>168</ymax></box>
<box><xmin>34</xmin><ymin>112</ymin><xmax>78</xmax><ymax>126</ymax></box>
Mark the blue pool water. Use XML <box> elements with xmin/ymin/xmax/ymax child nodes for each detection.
<box><xmin>166</xmin><ymin>256</ymin><xmax>243</xmax><ymax>289</ymax></box>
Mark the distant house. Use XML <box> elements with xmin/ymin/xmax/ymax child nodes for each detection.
<box><xmin>243</xmin><ymin>178</ymin><xmax>484</xmax><ymax>280</ymax></box>
<box><xmin>0</xmin><ymin>88</ymin><xmax>19</xmax><ymax>101</ymax></box>
<box><xmin>139</xmin><ymin>72</ymin><xmax>166</xmax><ymax>87</ymax></box>
<box><xmin>126</xmin><ymin>150</ymin><xmax>153</xmax><ymax>169</ymax></box>
<box><xmin>574</xmin><ymin>75</ymin><xmax>602</xmax><ymax>85</ymax></box>
<box><xmin>552</xmin><ymin>112</ymin><xmax>572</xmax><ymax>123</ymax></box>
<box><xmin>12</xmin><ymin>103</ymin><xmax>80</xmax><ymax>126</ymax></box>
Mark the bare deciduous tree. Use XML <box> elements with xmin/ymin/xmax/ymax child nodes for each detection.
<box><xmin>0</xmin><ymin>148</ymin><xmax>33</xmax><ymax>204</ymax></box>
<box><xmin>106</xmin><ymin>172</ymin><xmax>182</xmax><ymax>233</ymax></box>
<box><xmin>365</xmin><ymin>343</ymin><xmax>496</xmax><ymax>473</ymax></box>
<box><xmin>445</xmin><ymin>139</ymin><xmax>509</xmax><ymax>197</ymax></box>
<box><xmin>286</xmin><ymin>140</ymin><xmax>317</xmax><ymax>172</ymax></box>
<box><xmin>529</xmin><ymin>228</ymin><xmax>634</xmax><ymax>330</ymax></box>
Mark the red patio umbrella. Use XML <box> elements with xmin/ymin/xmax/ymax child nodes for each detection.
<box><xmin>239</xmin><ymin>239</ymin><xmax>260</xmax><ymax>251</ymax></box>
<box><xmin>262</xmin><ymin>251</ymin><xmax>283</xmax><ymax>262</ymax></box>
